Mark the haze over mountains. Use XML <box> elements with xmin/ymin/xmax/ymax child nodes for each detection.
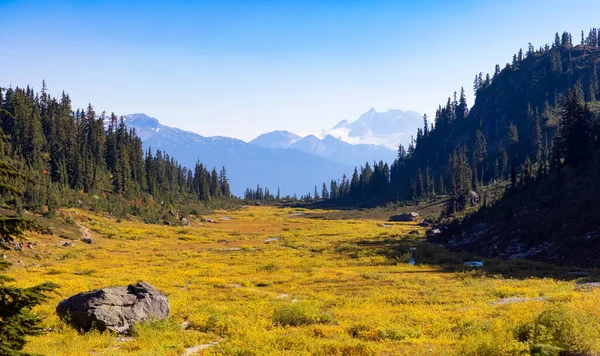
<box><xmin>123</xmin><ymin>108</ymin><xmax>422</xmax><ymax>196</ymax></box>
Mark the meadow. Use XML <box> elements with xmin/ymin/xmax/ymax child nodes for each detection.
<box><xmin>5</xmin><ymin>206</ymin><xmax>600</xmax><ymax>355</ymax></box>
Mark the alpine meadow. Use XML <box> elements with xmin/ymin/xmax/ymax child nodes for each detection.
<box><xmin>3</xmin><ymin>1</ymin><xmax>600</xmax><ymax>355</ymax></box>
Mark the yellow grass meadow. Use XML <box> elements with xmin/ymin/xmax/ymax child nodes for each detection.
<box><xmin>5</xmin><ymin>206</ymin><xmax>600</xmax><ymax>355</ymax></box>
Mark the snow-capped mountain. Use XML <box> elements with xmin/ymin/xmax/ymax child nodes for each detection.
<box><xmin>123</xmin><ymin>114</ymin><xmax>351</xmax><ymax>197</ymax></box>
<box><xmin>250</xmin><ymin>131</ymin><xmax>397</xmax><ymax>167</ymax></box>
<box><xmin>322</xmin><ymin>108</ymin><xmax>423</xmax><ymax>149</ymax></box>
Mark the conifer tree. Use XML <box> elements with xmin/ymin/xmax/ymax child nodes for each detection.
<box><xmin>0</xmin><ymin>129</ymin><xmax>56</xmax><ymax>355</ymax></box>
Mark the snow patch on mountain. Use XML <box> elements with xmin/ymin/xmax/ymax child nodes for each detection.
<box><xmin>321</xmin><ymin>108</ymin><xmax>422</xmax><ymax>150</ymax></box>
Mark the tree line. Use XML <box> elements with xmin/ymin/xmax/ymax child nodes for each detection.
<box><xmin>0</xmin><ymin>83</ymin><xmax>232</xmax><ymax>218</ymax></box>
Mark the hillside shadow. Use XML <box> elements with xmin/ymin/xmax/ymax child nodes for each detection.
<box><xmin>345</xmin><ymin>236</ymin><xmax>600</xmax><ymax>281</ymax></box>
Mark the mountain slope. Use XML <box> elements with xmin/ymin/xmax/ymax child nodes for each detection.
<box><xmin>124</xmin><ymin>114</ymin><xmax>351</xmax><ymax>196</ymax></box>
<box><xmin>424</xmin><ymin>37</ymin><xmax>600</xmax><ymax>267</ymax></box>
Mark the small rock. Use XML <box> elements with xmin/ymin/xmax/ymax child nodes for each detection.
<box><xmin>61</xmin><ymin>241</ymin><xmax>74</xmax><ymax>247</ymax></box>
<box><xmin>180</xmin><ymin>320</ymin><xmax>190</xmax><ymax>329</ymax></box>
<box><xmin>469</xmin><ymin>191</ymin><xmax>480</xmax><ymax>206</ymax></box>
<box><xmin>163</xmin><ymin>221</ymin><xmax>173</xmax><ymax>226</ymax></box>
<box><xmin>217</xmin><ymin>240</ymin><xmax>228</xmax><ymax>245</ymax></box>
<box><xmin>81</xmin><ymin>237</ymin><xmax>93</xmax><ymax>244</ymax></box>
<box><xmin>206</xmin><ymin>219</ymin><xmax>214</xmax><ymax>223</ymax></box>
<box><xmin>276</xmin><ymin>293</ymin><xmax>289</xmax><ymax>299</ymax></box>
<box><xmin>408</xmin><ymin>230</ymin><xmax>420</xmax><ymax>235</ymax></box>
<box><xmin>12</xmin><ymin>242</ymin><xmax>23</xmax><ymax>251</ymax></box>
<box><xmin>426</xmin><ymin>229</ymin><xmax>441</xmax><ymax>236</ymax></box>
<box><xmin>265</xmin><ymin>237</ymin><xmax>280</xmax><ymax>243</ymax></box>
<box><xmin>181</xmin><ymin>217</ymin><xmax>190</xmax><ymax>226</ymax></box>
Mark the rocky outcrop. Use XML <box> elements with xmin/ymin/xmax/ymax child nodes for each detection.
<box><xmin>56</xmin><ymin>282</ymin><xmax>170</xmax><ymax>333</ymax></box>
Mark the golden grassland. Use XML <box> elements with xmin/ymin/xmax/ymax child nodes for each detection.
<box><xmin>5</xmin><ymin>206</ymin><xmax>600</xmax><ymax>355</ymax></box>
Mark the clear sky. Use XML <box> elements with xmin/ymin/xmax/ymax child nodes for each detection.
<box><xmin>2</xmin><ymin>0</ymin><xmax>600</xmax><ymax>141</ymax></box>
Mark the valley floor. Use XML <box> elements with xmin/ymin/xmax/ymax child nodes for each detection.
<box><xmin>5</xmin><ymin>206</ymin><xmax>600</xmax><ymax>355</ymax></box>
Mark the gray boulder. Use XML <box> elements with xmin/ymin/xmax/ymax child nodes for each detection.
<box><xmin>389</xmin><ymin>212</ymin><xmax>419</xmax><ymax>222</ymax></box>
<box><xmin>81</xmin><ymin>237</ymin><xmax>93</xmax><ymax>244</ymax></box>
<box><xmin>56</xmin><ymin>282</ymin><xmax>170</xmax><ymax>333</ymax></box>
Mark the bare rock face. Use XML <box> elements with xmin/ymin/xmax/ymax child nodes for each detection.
<box><xmin>56</xmin><ymin>282</ymin><xmax>170</xmax><ymax>333</ymax></box>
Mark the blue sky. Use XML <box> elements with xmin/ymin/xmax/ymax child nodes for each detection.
<box><xmin>2</xmin><ymin>0</ymin><xmax>600</xmax><ymax>141</ymax></box>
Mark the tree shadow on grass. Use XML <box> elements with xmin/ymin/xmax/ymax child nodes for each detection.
<box><xmin>343</xmin><ymin>235</ymin><xmax>600</xmax><ymax>282</ymax></box>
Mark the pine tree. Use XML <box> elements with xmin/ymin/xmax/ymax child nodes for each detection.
<box><xmin>321</xmin><ymin>183</ymin><xmax>329</xmax><ymax>200</ymax></box>
<box><xmin>557</xmin><ymin>85</ymin><xmax>592</xmax><ymax>166</ymax></box>
<box><xmin>456</xmin><ymin>87</ymin><xmax>468</xmax><ymax>121</ymax></box>
<box><xmin>0</xmin><ymin>129</ymin><xmax>57</xmax><ymax>354</ymax></box>
<box><xmin>589</xmin><ymin>62</ymin><xmax>598</xmax><ymax>102</ymax></box>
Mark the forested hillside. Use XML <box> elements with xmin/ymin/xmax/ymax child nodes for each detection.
<box><xmin>320</xmin><ymin>30</ymin><xmax>600</xmax><ymax>211</ymax></box>
<box><xmin>0</xmin><ymin>84</ymin><xmax>233</xmax><ymax>221</ymax></box>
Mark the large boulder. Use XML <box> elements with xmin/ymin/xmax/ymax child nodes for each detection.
<box><xmin>389</xmin><ymin>212</ymin><xmax>419</xmax><ymax>222</ymax></box>
<box><xmin>56</xmin><ymin>282</ymin><xmax>170</xmax><ymax>333</ymax></box>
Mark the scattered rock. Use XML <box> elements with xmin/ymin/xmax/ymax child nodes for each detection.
<box><xmin>276</xmin><ymin>293</ymin><xmax>289</xmax><ymax>299</ymax></box>
<box><xmin>265</xmin><ymin>237</ymin><xmax>280</xmax><ymax>243</ymax></box>
<box><xmin>81</xmin><ymin>237</ymin><xmax>94</xmax><ymax>244</ymax></box>
<box><xmin>217</xmin><ymin>240</ymin><xmax>228</xmax><ymax>245</ymax></box>
<box><xmin>426</xmin><ymin>229</ymin><xmax>441</xmax><ymax>236</ymax></box>
<box><xmin>56</xmin><ymin>282</ymin><xmax>170</xmax><ymax>333</ymax></box>
<box><xmin>169</xmin><ymin>209</ymin><xmax>178</xmax><ymax>218</ymax></box>
<box><xmin>12</xmin><ymin>242</ymin><xmax>23</xmax><ymax>251</ymax></box>
<box><xmin>180</xmin><ymin>320</ymin><xmax>190</xmax><ymax>329</ymax></box>
<box><xmin>163</xmin><ymin>221</ymin><xmax>173</xmax><ymax>226</ymax></box>
<box><xmin>61</xmin><ymin>240</ymin><xmax>74</xmax><ymax>247</ymax></box>
<box><xmin>470</xmin><ymin>191</ymin><xmax>480</xmax><ymax>206</ymax></box>
<box><xmin>181</xmin><ymin>217</ymin><xmax>190</xmax><ymax>226</ymax></box>
<box><xmin>389</xmin><ymin>212</ymin><xmax>419</xmax><ymax>222</ymax></box>
<box><xmin>206</xmin><ymin>219</ymin><xmax>214</xmax><ymax>223</ymax></box>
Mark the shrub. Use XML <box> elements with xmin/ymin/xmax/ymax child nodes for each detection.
<box><xmin>273</xmin><ymin>301</ymin><xmax>332</xmax><ymax>327</ymax></box>
<box><xmin>515</xmin><ymin>305</ymin><xmax>600</xmax><ymax>355</ymax></box>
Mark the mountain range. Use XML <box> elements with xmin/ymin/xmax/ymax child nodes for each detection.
<box><xmin>123</xmin><ymin>108</ymin><xmax>422</xmax><ymax>196</ymax></box>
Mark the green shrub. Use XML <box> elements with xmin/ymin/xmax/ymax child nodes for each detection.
<box><xmin>515</xmin><ymin>305</ymin><xmax>600</xmax><ymax>355</ymax></box>
<box><xmin>273</xmin><ymin>301</ymin><xmax>332</xmax><ymax>327</ymax></box>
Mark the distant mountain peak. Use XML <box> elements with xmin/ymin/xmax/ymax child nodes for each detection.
<box><xmin>124</xmin><ymin>113</ymin><xmax>160</xmax><ymax>127</ymax></box>
<box><xmin>249</xmin><ymin>130</ymin><xmax>301</xmax><ymax>149</ymax></box>
<box><xmin>322</xmin><ymin>107</ymin><xmax>423</xmax><ymax>149</ymax></box>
